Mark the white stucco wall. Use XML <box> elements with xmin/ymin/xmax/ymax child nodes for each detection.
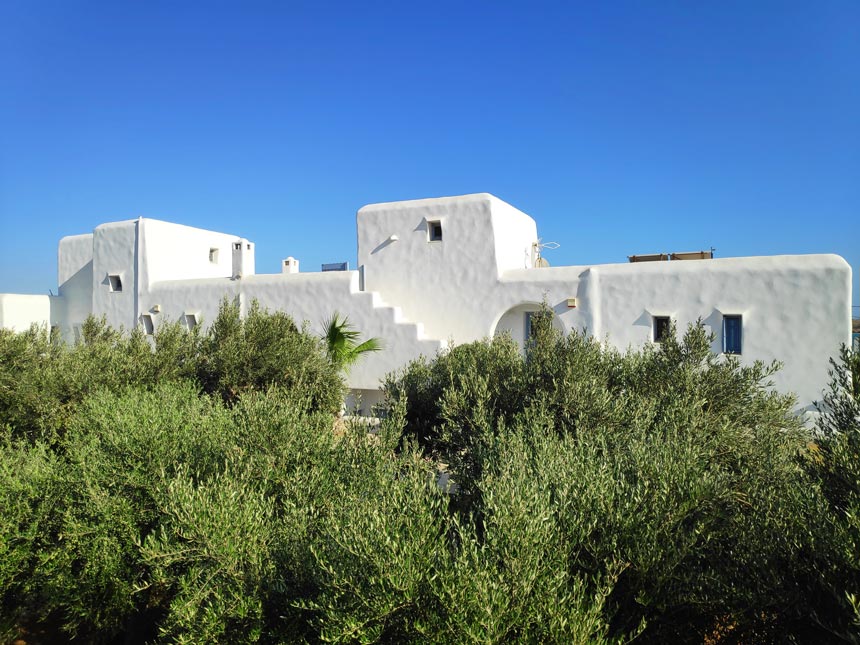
<box><xmin>59</xmin><ymin>233</ymin><xmax>94</xmax><ymax>287</ymax></box>
<box><xmin>492</xmin><ymin>255</ymin><xmax>851</xmax><ymax>412</ymax></box>
<box><xmin>139</xmin><ymin>219</ymin><xmax>241</xmax><ymax>286</ymax></box>
<box><xmin>140</xmin><ymin>276</ymin><xmax>239</xmax><ymax>335</ymax></box>
<box><xmin>231</xmin><ymin>239</ymin><xmax>255</xmax><ymax>279</ymax></box>
<box><xmin>494</xmin><ymin>266</ymin><xmax>597</xmax><ymax>338</ymax></box>
<box><xmin>490</xmin><ymin>196</ymin><xmax>539</xmax><ymax>273</ymax></box>
<box><xmin>493</xmin><ymin>302</ymin><xmax>566</xmax><ymax>342</ymax></box>
<box><xmin>145</xmin><ymin>269</ymin><xmax>443</xmax><ymax>390</ymax></box>
<box><xmin>57</xmin><ymin>233</ymin><xmax>94</xmax><ymax>340</ymax></box>
<box><xmin>0</xmin><ymin>294</ymin><xmax>52</xmax><ymax>332</ymax></box>
<box><xmin>91</xmin><ymin>220</ymin><xmax>139</xmax><ymax>331</ymax></box>
<box><xmin>590</xmin><ymin>254</ymin><xmax>852</xmax><ymax>412</ymax></box>
<box><xmin>357</xmin><ymin>193</ymin><xmax>539</xmax><ymax>342</ymax></box>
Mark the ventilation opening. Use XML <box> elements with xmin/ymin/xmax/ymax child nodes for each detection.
<box><xmin>141</xmin><ymin>314</ymin><xmax>154</xmax><ymax>335</ymax></box>
<box><xmin>428</xmin><ymin>220</ymin><xmax>443</xmax><ymax>242</ymax></box>
<box><xmin>653</xmin><ymin>316</ymin><xmax>671</xmax><ymax>343</ymax></box>
<box><xmin>209</xmin><ymin>248</ymin><xmax>219</xmax><ymax>263</ymax></box>
<box><xmin>108</xmin><ymin>274</ymin><xmax>123</xmax><ymax>292</ymax></box>
<box><xmin>184</xmin><ymin>313</ymin><xmax>198</xmax><ymax>330</ymax></box>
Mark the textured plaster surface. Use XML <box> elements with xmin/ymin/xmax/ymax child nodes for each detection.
<box><xmin>139</xmin><ymin>219</ymin><xmax>240</xmax><ymax>285</ymax></box>
<box><xmin>592</xmin><ymin>254</ymin><xmax>851</xmax><ymax>411</ymax></box>
<box><xmin>0</xmin><ymin>294</ymin><xmax>52</xmax><ymax>332</ymax></box>
<box><xmin>91</xmin><ymin>220</ymin><xmax>139</xmax><ymax>332</ymax></box>
<box><xmin>358</xmin><ymin>193</ymin><xmax>538</xmax><ymax>341</ymax></box>
<box><xmin>145</xmin><ymin>270</ymin><xmax>442</xmax><ymax>390</ymax></box>
<box><xmin>57</xmin><ymin>233</ymin><xmax>94</xmax><ymax>339</ymax></box>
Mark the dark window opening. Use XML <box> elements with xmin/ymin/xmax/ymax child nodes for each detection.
<box><xmin>185</xmin><ymin>314</ymin><xmax>198</xmax><ymax>330</ymax></box>
<box><xmin>723</xmin><ymin>315</ymin><xmax>742</xmax><ymax>354</ymax></box>
<box><xmin>108</xmin><ymin>274</ymin><xmax>122</xmax><ymax>292</ymax></box>
<box><xmin>653</xmin><ymin>316</ymin><xmax>670</xmax><ymax>342</ymax></box>
<box><xmin>428</xmin><ymin>220</ymin><xmax>443</xmax><ymax>241</ymax></box>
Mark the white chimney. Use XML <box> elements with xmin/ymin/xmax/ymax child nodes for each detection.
<box><xmin>232</xmin><ymin>239</ymin><xmax>255</xmax><ymax>278</ymax></box>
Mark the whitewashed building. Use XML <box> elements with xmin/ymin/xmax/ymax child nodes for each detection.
<box><xmin>0</xmin><ymin>193</ymin><xmax>852</xmax><ymax>413</ymax></box>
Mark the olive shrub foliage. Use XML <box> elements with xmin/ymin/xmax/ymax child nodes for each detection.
<box><xmin>812</xmin><ymin>345</ymin><xmax>860</xmax><ymax>634</ymax></box>
<box><xmin>385</xmin><ymin>310</ymin><xmax>860</xmax><ymax>642</ymax></box>
<box><xmin>0</xmin><ymin>299</ymin><xmax>342</xmax><ymax>446</ymax></box>
<box><xmin>1</xmin><ymin>304</ymin><xmax>858</xmax><ymax>643</ymax></box>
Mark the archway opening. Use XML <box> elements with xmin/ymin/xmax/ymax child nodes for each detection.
<box><xmin>492</xmin><ymin>303</ymin><xmax>564</xmax><ymax>349</ymax></box>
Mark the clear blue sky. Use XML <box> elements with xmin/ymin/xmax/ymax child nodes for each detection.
<box><xmin>1</xmin><ymin>1</ymin><xmax>858</xmax><ymax>309</ymax></box>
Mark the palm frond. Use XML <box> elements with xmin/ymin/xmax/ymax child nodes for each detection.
<box><xmin>322</xmin><ymin>312</ymin><xmax>383</xmax><ymax>371</ymax></box>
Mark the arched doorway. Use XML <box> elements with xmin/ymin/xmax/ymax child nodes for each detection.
<box><xmin>492</xmin><ymin>303</ymin><xmax>564</xmax><ymax>348</ymax></box>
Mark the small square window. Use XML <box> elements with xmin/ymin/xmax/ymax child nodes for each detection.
<box><xmin>141</xmin><ymin>314</ymin><xmax>154</xmax><ymax>335</ymax></box>
<box><xmin>234</xmin><ymin>242</ymin><xmax>241</xmax><ymax>250</ymax></box>
<box><xmin>653</xmin><ymin>316</ymin><xmax>671</xmax><ymax>342</ymax></box>
<box><xmin>184</xmin><ymin>313</ymin><xmax>198</xmax><ymax>330</ymax></box>
<box><xmin>209</xmin><ymin>248</ymin><xmax>219</xmax><ymax>263</ymax></box>
<box><xmin>428</xmin><ymin>220</ymin><xmax>443</xmax><ymax>242</ymax></box>
<box><xmin>723</xmin><ymin>315</ymin><xmax>742</xmax><ymax>355</ymax></box>
<box><xmin>108</xmin><ymin>274</ymin><xmax>122</xmax><ymax>292</ymax></box>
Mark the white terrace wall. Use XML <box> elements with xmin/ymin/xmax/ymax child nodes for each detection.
<box><xmin>242</xmin><ymin>273</ymin><xmax>442</xmax><ymax>390</ymax></box>
<box><xmin>144</xmin><ymin>269</ymin><xmax>443</xmax><ymax>391</ymax></box>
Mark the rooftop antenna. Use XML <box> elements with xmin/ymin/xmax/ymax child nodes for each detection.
<box><xmin>533</xmin><ymin>239</ymin><xmax>559</xmax><ymax>268</ymax></box>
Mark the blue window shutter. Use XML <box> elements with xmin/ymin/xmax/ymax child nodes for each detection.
<box><xmin>723</xmin><ymin>315</ymin><xmax>742</xmax><ymax>354</ymax></box>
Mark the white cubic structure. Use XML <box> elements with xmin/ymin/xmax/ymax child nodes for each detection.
<box><xmin>0</xmin><ymin>193</ymin><xmax>852</xmax><ymax>414</ymax></box>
